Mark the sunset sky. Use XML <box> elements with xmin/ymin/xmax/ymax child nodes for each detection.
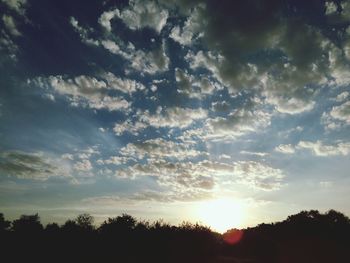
<box><xmin>1</xmin><ymin>0</ymin><xmax>350</xmax><ymax>232</ymax></box>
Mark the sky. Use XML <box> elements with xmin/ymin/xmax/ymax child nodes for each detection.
<box><xmin>0</xmin><ymin>0</ymin><xmax>350</xmax><ymax>232</ymax></box>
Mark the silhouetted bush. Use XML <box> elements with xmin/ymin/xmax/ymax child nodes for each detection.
<box><xmin>1</xmin><ymin>210</ymin><xmax>349</xmax><ymax>263</ymax></box>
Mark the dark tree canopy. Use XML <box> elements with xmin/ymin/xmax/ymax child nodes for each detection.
<box><xmin>0</xmin><ymin>210</ymin><xmax>349</xmax><ymax>263</ymax></box>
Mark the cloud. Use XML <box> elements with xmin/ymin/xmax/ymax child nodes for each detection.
<box><xmin>101</xmin><ymin>72</ymin><xmax>145</xmax><ymax>94</ymax></box>
<box><xmin>116</xmin><ymin>159</ymin><xmax>232</xmax><ymax>190</ymax></box>
<box><xmin>276</xmin><ymin>140</ymin><xmax>350</xmax><ymax>156</ymax></box>
<box><xmin>113</xmin><ymin>119</ymin><xmax>148</xmax><ymax>136</ymax></box>
<box><xmin>297</xmin><ymin>140</ymin><xmax>350</xmax><ymax>156</ymax></box>
<box><xmin>117</xmin><ymin>0</ymin><xmax>168</xmax><ymax>33</ymax></box>
<box><xmin>240</xmin><ymin>151</ymin><xmax>269</xmax><ymax>157</ymax></box>
<box><xmin>0</xmin><ymin>151</ymin><xmax>70</xmax><ymax>180</ymax></box>
<box><xmin>233</xmin><ymin>161</ymin><xmax>285</xmax><ymax>191</ymax></box>
<box><xmin>100</xmin><ymin>38</ymin><xmax>169</xmax><ymax>75</ymax></box>
<box><xmin>322</xmin><ymin>101</ymin><xmax>350</xmax><ymax>130</ymax></box>
<box><xmin>275</xmin><ymin>144</ymin><xmax>296</xmax><ymax>154</ymax></box>
<box><xmin>169</xmin><ymin>4</ymin><xmax>204</xmax><ymax>46</ymax></box>
<box><xmin>142</xmin><ymin>106</ymin><xmax>208</xmax><ymax>129</ymax></box>
<box><xmin>329</xmin><ymin>101</ymin><xmax>350</xmax><ymax>124</ymax></box>
<box><xmin>98</xmin><ymin>8</ymin><xmax>120</xmax><ymax>32</ymax></box>
<box><xmin>98</xmin><ymin>0</ymin><xmax>168</xmax><ymax>33</ymax></box>
<box><xmin>1</xmin><ymin>0</ymin><xmax>27</xmax><ymax>15</ymax></box>
<box><xmin>119</xmin><ymin>138</ymin><xmax>206</xmax><ymax>161</ymax></box>
<box><xmin>335</xmin><ymin>91</ymin><xmax>349</xmax><ymax>102</ymax></box>
<box><xmin>32</xmin><ymin>75</ymin><xmax>132</xmax><ymax>112</ymax></box>
<box><xmin>73</xmin><ymin>159</ymin><xmax>92</xmax><ymax>172</ymax></box>
<box><xmin>82</xmin><ymin>188</ymin><xmax>212</xmax><ymax>204</ymax></box>
<box><xmin>205</xmin><ymin>108</ymin><xmax>271</xmax><ymax>138</ymax></box>
<box><xmin>97</xmin><ymin>156</ymin><xmax>136</xmax><ymax>166</ymax></box>
<box><xmin>70</xmin><ymin>17</ymin><xmax>98</xmax><ymax>45</ymax></box>
<box><xmin>175</xmin><ymin>68</ymin><xmax>218</xmax><ymax>98</ymax></box>
<box><xmin>2</xmin><ymin>15</ymin><xmax>21</xmax><ymax>36</ymax></box>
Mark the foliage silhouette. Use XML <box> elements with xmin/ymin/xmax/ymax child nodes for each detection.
<box><xmin>1</xmin><ymin>210</ymin><xmax>349</xmax><ymax>263</ymax></box>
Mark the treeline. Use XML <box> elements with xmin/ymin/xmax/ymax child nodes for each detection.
<box><xmin>1</xmin><ymin>210</ymin><xmax>350</xmax><ymax>263</ymax></box>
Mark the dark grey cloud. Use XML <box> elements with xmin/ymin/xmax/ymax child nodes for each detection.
<box><xmin>0</xmin><ymin>151</ymin><xmax>69</xmax><ymax>180</ymax></box>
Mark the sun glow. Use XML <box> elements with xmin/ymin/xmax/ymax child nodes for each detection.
<box><xmin>195</xmin><ymin>198</ymin><xmax>246</xmax><ymax>233</ymax></box>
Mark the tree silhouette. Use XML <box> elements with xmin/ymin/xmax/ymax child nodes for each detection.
<box><xmin>0</xmin><ymin>213</ymin><xmax>10</xmax><ymax>232</ymax></box>
<box><xmin>11</xmin><ymin>213</ymin><xmax>43</xmax><ymax>233</ymax></box>
<box><xmin>1</xmin><ymin>209</ymin><xmax>349</xmax><ymax>263</ymax></box>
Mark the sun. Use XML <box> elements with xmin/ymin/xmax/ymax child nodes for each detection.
<box><xmin>194</xmin><ymin>198</ymin><xmax>246</xmax><ymax>233</ymax></box>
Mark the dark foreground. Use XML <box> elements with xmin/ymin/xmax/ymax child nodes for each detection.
<box><xmin>1</xmin><ymin>210</ymin><xmax>349</xmax><ymax>263</ymax></box>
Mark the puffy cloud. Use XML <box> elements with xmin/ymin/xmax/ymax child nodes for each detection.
<box><xmin>275</xmin><ymin>140</ymin><xmax>350</xmax><ymax>156</ymax></box>
<box><xmin>169</xmin><ymin>4</ymin><xmax>204</xmax><ymax>46</ymax></box>
<box><xmin>335</xmin><ymin>91</ymin><xmax>349</xmax><ymax>102</ymax></box>
<box><xmin>329</xmin><ymin>101</ymin><xmax>350</xmax><ymax>124</ymax></box>
<box><xmin>117</xmin><ymin>0</ymin><xmax>168</xmax><ymax>33</ymax></box>
<box><xmin>0</xmin><ymin>151</ymin><xmax>70</xmax><ymax>180</ymax></box>
<box><xmin>32</xmin><ymin>75</ymin><xmax>131</xmax><ymax>112</ymax></box>
<box><xmin>113</xmin><ymin>106</ymin><xmax>207</xmax><ymax>136</ymax></box>
<box><xmin>74</xmin><ymin>159</ymin><xmax>92</xmax><ymax>172</ymax></box>
<box><xmin>99</xmin><ymin>0</ymin><xmax>168</xmax><ymax>33</ymax></box>
<box><xmin>97</xmin><ymin>156</ymin><xmax>136</xmax><ymax>166</ymax></box>
<box><xmin>98</xmin><ymin>9</ymin><xmax>120</xmax><ymax>32</ymax></box>
<box><xmin>70</xmin><ymin>17</ymin><xmax>98</xmax><ymax>45</ymax></box>
<box><xmin>141</xmin><ymin>106</ymin><xmax>208</xmax><ymax>129</ymax></box>
<box><xmin>175</xmin><ymin>68</ymin><xmax>218</xmax><ymax>98</ymax></box>
<box><xmin>297</xmin><ymin>140</ymin><xmax>350</xmax><ymax>156</ymax></box>
<box><xmin>100</xmin><ymin>38</ymin><xmax>169</xmax><ymax>75</ymax></box>
<box><xmin>120</xmin><ymin>138</ymin><xmax>206</xmax><ymax>161</ymax></box>
<box><xmin>325</xmin><ymin>1</ymin><xmax>338</xmax><ymax>16</ymax></box>
<box><xmin>322</xmin><ymin>101</ymin><xmax>350</xmax><ymax>130</ymax></box>
<box><xmin>233</xmin><ymin>161</ymin><xmax>285</xmax><ymax>191</ymax></box>
<box><xmin>240</xmin><ymin>151</ymin><xmax>269</xmax><ymax>157</ymax></box>
<box><xmin>113</xmin><ymin>119</ymin><xmax>148</xmax><ymax>136</ymax></box>
<box><xmin>101</xmin><ymin>72</ymin><xmax>145</xmax><ymax>94</ymax></box>
<box><xmin>2</xmin><ymin>15</ymin><xmax>21</xmax><ymax>36</ymax></box>
<box><xmin>275</xmin><ymin>144</ymin><xmax>296</xmax><ymax>154</ymax></box>
<box><xmin>1</xmin><ymin>0</ymin><xmax>27</xmax><ymax>15</ymax></box>
<box><xmin>116</xmin><ymin>159</ymin><xmax>233</xmax><ymax>190</ymax></box>
<box><xmin>206</xmin><ymin>108</ymin><xmax>271</xmax><ymax>138</ymax></box>
<box><xmin>128</xmin><ymin>40</ymin><xmax>169</xmax><ymax>74</ymax></box>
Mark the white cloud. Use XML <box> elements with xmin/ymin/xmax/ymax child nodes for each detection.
<box><xmin>98</xmin><ymin>9</ymin><xmax>120</xmax><ymax>31</ymax></box>
<box><xmin>240</xmin><ymin>151</ymin><xmax>269</xmax><ymax>157</ymax></box>
<box><xmin>206</xmin><ymin>108</ymin><xmax>271</xmax><ymax>138</ymax></box>
<box><xmin>116</xmin><ymin>159</ymin><xmax>234</xmax><ymax>190</ymax></box>
<box><xmin>128</xmin><ymin>40</ymin><xmax>169</xmax><ymax>74</ymax></box>
<box><xmin>175</xmin><ymin>68</ymin><xmax>218</xmax><ymax>98</ymax></box>
<box><xmin>117</xmin><ymin>0</ymin><xmax>168</xmax><ymax>33</ymax></box>
<box><xmin>169</xmin><ymin>4</ymin><xmax>204</xmax><ymax>45</ymax></box>
<box><xmin>32</xmin><ymin>75</ymin><xmax>131</xmax><ymax>112</ymax></box>
<box><xmin>70</xmin><ymin>17</ymin><xmax>98</xmax><ymax>45</ymax></box>
<box><xmin>97</xmin><ymin>156</ymin><xmax>136</xmax><ymax>165</ymax></box>
<box><xmin>335</xmin><ymin>91</ymin><xmax>349</xmax><ymax>102</ymax></box>
<box><xmin>140</xmin><ymin>106</ymin><xmax>208</xmax><ymax>129</ymax></box>
<box><xmin>275</xmin><ymin>144</ymin><xmax>296</xmax><ymax>154</ymax></box>
<box><xmin>120</xmin><ymin>138</ymin><xmax>206</xmax><ymax>161</ymax></box>
<box><xmin>1</xmin><ymin>0</ymin><xmax>27</xmax><ymax>15</ymax></box>
<box><xmin>98</xmin><ymin>0</ymin><xmax>168</xmax><ymax>33</ymax></box>
<box><xmin>2</xmin><ymin>15</ymin><xmax>21</xmax><ymax>36</ymax></box>
<box><xmin>113</xmin><ymin>119</ymin><xmax>148</xmax><ymax>136</ymax></box>
<box><xmin>100</xmin><ymin>39</ymin><xmax>169</xmax><ymax>75</ymax></box>
<box><xmin>297</xmin><ymin>140</ymin><xmax>350</xmax><ymax>156</ymax></box>
<box><xmin>329</xmin><ymin>101</ymin><xmax>350</xmax><ymax>124</ymax></box>
<box><xmin>101</xmin><ymin>72</ymin><xmax>145</xmax><ymax>94</ymax></box>
<box><xmin>322</xmin><ymin>100</ymin><xmax>350</xmax><ymax>130</ymax></box>
<box><xmin>325</xmin><ymin>1</ymin><xmax>338</xmax><ymax>16</ymax></box>
<box><xmin>74</xmin><ymin>159</ymin><xmax>92</xmax><ymax>171</ymax></box>
<box><xmin>233</xmin><ymin>161</ymin><xmax>285</xmax><ymax>190</ymax></box>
